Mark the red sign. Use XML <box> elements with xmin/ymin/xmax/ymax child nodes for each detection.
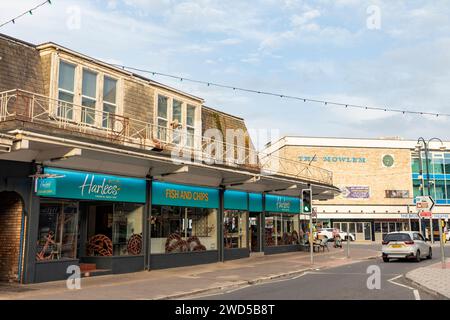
<box><xmin>419</xmin><ymin>211</ymin><xmax>432</xmax><ymax>218</ymax></box>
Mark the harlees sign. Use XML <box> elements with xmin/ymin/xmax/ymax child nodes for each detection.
<box><xmin>36</xmin><ymin>168</ymin><xmax>146</xmax><ymax>203</ymax></box>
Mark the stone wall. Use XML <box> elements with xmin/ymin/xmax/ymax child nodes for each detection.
<box><xmin>280</xmin><ymin>145</ymin><xmax>413</xmax><ymax>205</ymax></box>
<box><xmin>0</xmin><ymin>35</ymin><xmax>44</xmax><ymax>94</ymax></box>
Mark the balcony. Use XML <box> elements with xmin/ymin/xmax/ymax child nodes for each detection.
<box><xmin>0</xmin><ymin>89</ymin><xmax>333</xmax><ymax>186</ymax></box>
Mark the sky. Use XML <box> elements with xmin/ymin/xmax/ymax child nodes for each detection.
<box><xmin>1</xmin><ymin>0</ymin><xmax>450</xmax><ymax>148</ymax></box>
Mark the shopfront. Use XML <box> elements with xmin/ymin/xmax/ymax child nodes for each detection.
<box><xmin>223</xmin><ymin>190</ymin><xmax>249</xmax><ymax>261</ymax></box>
<box><xmin>149</xmin><ymin>181</ymin><xmax>219</xmax><ymax>269</ymax></box>
<box><xmin>34</xmin><ymin>167</ymin><xmax>147</xmax><ymax>282</ymax></box>
<box><xmin>264</xmin><ymin>194</ymin><xmax>301</xmax><ymax>255</ymax></box>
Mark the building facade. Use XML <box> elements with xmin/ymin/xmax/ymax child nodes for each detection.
<box><xmin>0</xmin><ymin>34</ymin><xmax>338</xmax><ymax>283</ymax></box>
<box><xmin>264</xmin><ymin>136</ymin><xmax>450</xmax><ymax>242</ymax></box>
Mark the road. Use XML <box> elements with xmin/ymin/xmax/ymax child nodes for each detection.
<box><xmin>192</xmin><ymin>244</ymin><xmax>450</xmax><ymax>300</ymax></box>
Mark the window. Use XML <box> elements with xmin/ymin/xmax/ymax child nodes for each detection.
<box><xmin>85</xmin><ymin>203</ymin><xmax>143</xmax><ymax>256</ymax></box>
<box><xmin>157</xmin><ymin>95</ymin><xmax>169</xmax><ymax>141</ymax></box>
<box><xmin>36</xmin><ymin>202</ymin><xmax>79</xmax><ymax>261</ymax></box>
<box><xmin>172</xmin><ymin>99</ymin><xmax>182</xmax><ymax>144</ymax></box>
<box><xmin>223</xmin><ymin>210</ymin><xmax>248</xmax><ymax>249</ymax></box>
<box><xmin>57</xmin><ymin>61</ymin><xmax>76</xmax><ymax>120</ymax></box>
<box><xmin>102</xmin><ymin>76</ymin><xmax>117</xmax><ymax>129</ymax></box>
<box><xmin>265</xmin><ymin>213</ymin><xmax>299</xmax><ymax>246</ymax></box>
<box><xmin>186</xmin><ymin>104</ymin><xmax>196</xmax><ymax>148</ymax></box>
<box><xmin>81</xmin><ymin>69</ymin><xmax>97</xmax><ymax>125</ymax></box>
<box><xmin>384</xmin><ymin>233</ymin><xmax>411</xmax><ymax>242</ymax></box>
<box><xmin>150</xmin><ymin>205</ymin><xmax>217</xmax><ymax>254</ymax></box>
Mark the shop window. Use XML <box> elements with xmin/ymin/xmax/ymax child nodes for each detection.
<box><xmin>85</xmin><ymin>203</ymin><xmax>143</xmax><ymax>256</ymax></box>
<box><xmin>57</xmin><ymin>61</ymin><xmax>76</xmax><ymax>120</ymax></box>
<box><xmin>150</xmin><ymin>205</ymin><xmax>217</xmax><ymax>254</ymax></box>
<box><xmin>102</xmin><ymin>76</ymin><xmax>117</xmax><ymax>129</ymax></box>
<box><xmin>36</xmin><ymin>202</ymin><xmax>79</xmax><ymax>261</ymax></box>
<box><xmin>223</xmin><ymin>210</ymin><xmax>248</xmax><ymax>249</ymax></box>
<box><xmin>265</xmin><ymin>213</ymin><xmax>299</xmax><ymax>247</ymax></box>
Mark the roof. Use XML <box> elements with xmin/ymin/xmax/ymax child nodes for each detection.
<box><xmin>0</xmin><ymin>33</ymin><xmax>36</xmax><ymax>49</ymax></box>
<box><xmin>202</xmin><ymin>105</ymin><xmax>244</xmax><ymax>121</ymax></box>
<box><xmin>264</xmin><ymin>136</ymin><xmax>450</xmax><ymax>153</ymax></box>
<box><xmin>34</xmin><ymin>40</ymin><xmax>204</xmax><ymax>103</ymax></box>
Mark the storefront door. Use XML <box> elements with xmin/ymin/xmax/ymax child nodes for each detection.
<box><xmin>249</xmin><ymin>212</ymin><xmax>260</xmax><ymax>252</ymax></box>
<box><xmin>363</xmin><ymin>222</ymin><xmax>372</xmax><ymax>241</ymax></box>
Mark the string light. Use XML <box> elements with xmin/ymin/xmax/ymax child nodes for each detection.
<box><xmin>0</xmin><ymin>0</ymin><xmax>53</xmax><ymax>29</ymax></box>
<box><xmin>112</xmin><ymin>64</ymin><xmax>450</xmax><ymax>119</ymax></box>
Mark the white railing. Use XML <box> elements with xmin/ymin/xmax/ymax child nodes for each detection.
<box><xmin>0</xmin><ymin>89</ymin><xmax>333</xmax><ymax>185</ymax></box>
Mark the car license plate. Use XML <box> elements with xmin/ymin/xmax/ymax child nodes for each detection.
<box><xmin>391</xmin><ymin>244</ymin><xmax>402</xmax><ymax>248</ymax></box>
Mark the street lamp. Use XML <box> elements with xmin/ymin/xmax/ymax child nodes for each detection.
<box><xmin>416</xmin><ymin>137</ymin><xmax>446</xmax><ymax>269</ymax></box>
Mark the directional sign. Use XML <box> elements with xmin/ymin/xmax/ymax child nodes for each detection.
<box><xmin>415</xmin><ymin>196</ymin><xmax>435</xmax><ymax>211</ymax></box>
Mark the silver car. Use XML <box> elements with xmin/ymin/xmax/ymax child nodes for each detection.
<box><xmin>382</xmin><ymin>231</ymin><xmax>432</xmax><ymax>262</ymax></box>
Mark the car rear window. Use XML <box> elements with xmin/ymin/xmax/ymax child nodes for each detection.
<box><xmin>384</xmin><ymin>233</ymin><xmax>411</xmax><ymax>242</ymax></box>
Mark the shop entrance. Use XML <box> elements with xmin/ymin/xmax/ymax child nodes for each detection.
<box><xmin>249</xmin><ymin>212</ymin><xmax>261</xmax><ymax>252</ymax></box>
<box><xmin>0</xmin><ymin>191</ymin><xmax>24</xmax><ymax>282</ymax></box>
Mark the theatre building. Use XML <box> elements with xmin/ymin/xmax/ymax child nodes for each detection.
<box><xmin>264</xmin><ymin>136</ymin><xmax>450</xmax><ymax>242</ymax></box>
<box><xmin>0</xmin><ymin>34</ymin><xmax>339</xmax><ymax>283</ymax></box>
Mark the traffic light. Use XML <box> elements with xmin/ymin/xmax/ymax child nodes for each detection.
<box><xmin>302</xmin><ymin>189</ymin><xmax>312</xmax><ymax>213</ymax></box>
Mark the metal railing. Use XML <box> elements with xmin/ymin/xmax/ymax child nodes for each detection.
<box><xmin>0</xmin><ymin>89</ymin><xmax>333</xmax><ymax>185</ymax></box>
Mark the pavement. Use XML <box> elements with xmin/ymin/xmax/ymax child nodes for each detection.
<box><xmin>0</xmin><ymin>243</ymin><xmax>379</xmax><ymax>300</ymax></box>
<box><xmin>405</xmin><ymin>259</ymin><xmax>450</xmax><ymax>299</ymax></box>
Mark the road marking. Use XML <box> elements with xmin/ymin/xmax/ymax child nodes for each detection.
<box><xmin>388</xmin><ymin>275</ymin><xmax>421</xmax><ymax>300</ymax></box>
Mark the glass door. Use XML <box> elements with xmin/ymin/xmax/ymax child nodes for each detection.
<box><xmin>363</xmin><ymin>222</ymin><xmax>372</xmax><ymax>241</ymax></box>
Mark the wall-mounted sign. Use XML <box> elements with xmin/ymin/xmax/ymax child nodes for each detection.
<box><xmin>265</xmin><ymin>194</ymin><xmax>300</xmax><ymax>214</ymax></box>
<box><xmin>385</xmin><ymin>190</ymin><xmax>409</xmax><ymax>198</ymax></box>
<box><xmin>382</xmin><ymin>154</ymin><xmax>395</xmax><ymax>167</ymax></box>
<box><xmin>36</xmin><ymin>167</ymin><xmax>147</xmax><ymax>203</ymax></box>
<box><xmin>340</xmin><ymin>186</ymin><xmax>370</xmax><ymax>199</ymax></box>
<box><xmin>152</xmin><ymin>181</ymin><xmax>219</xmax><ymax>209</ymax></box>
<box><xmin>224</xmin><ymin>190</ymin><xmax>248</xmax><ymax>210</ymax></box>
<box><xmin>299</xmin><ymin>156</ymin><xmax>367</xmax><ymax>164</ymax></box>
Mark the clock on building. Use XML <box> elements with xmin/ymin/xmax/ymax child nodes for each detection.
<box><xmin>382</xmin><ymin>154</ymin><xmax>394</xmax><ymax>167</ymax></box>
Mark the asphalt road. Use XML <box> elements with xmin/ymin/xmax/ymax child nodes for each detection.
<box><xmin>192</xmin><ymin>244</ymin><xmax>450</xmax><ymax>300</ymax></box>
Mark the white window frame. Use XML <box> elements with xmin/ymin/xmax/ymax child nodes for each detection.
<box><xmin>156</xmin><ymin>94</ymin><xmax>169</xmax><ymax>142</ymax></box>
<box><xmin>81</xmin><ymin>67</ymin><xmax>98</xmax><ymax>126</ymax></box>
<box><xmin>56</xmin><ymin>60</ymin><xmax>77</xmax><ymax>120</ymax></box>
<box><xmin>52</xmin><ymin>55</ymin><xmax>123</xmax><ymax>130</ymax></box>
<box><xmin>102</xmin><ymin>75</ymin><xmax>119</xmax><ymax>129</ymax></box>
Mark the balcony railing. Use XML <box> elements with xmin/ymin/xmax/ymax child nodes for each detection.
<box><xmin>0</xmin><ymin>89</ymin><xmax>333</xmax><ymax>185</ymax></box>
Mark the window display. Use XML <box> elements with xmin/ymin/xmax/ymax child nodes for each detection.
<box><xmin>151</xmin><ymin>205</ymin><xmax>217</xmax><ymax>254</ymax></box>
<box><xmin>36</xmin><ymin>202</ymin><xmax>79</xmax><ymax>261</ymax></box>
<box><xmin>86</xmin><ymin>203</ymin><xmax>143</xmax><ymax>256</ymax></box>
<box><xmin>223</xmin><ymin>210</ymin><xmax>248</xmax><ymax>249</ymax></box>
<box><xmin>265</xmin><ymin>213</ymin><xmax>299</xmax><ymax>247</ymax></box>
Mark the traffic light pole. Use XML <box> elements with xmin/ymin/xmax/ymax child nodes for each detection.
<box><xmin>309</xmin><ymin>212</ymin><xmax>313</xmax><ymax>265</ymax></box>
<box><xmin>302</xmin><ymin>187</ymin><xmax>314</xmax><ymax>265</ymax></box>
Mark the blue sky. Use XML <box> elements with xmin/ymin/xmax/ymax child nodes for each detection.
<box><xmin>1</xmin><ymin>0</ymin><xmax>450</xmax><ymax>146</ymax></box>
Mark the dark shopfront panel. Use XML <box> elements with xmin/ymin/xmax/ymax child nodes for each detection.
<box><xmin>264</xmin><ymin>194</ymin><xmax>302</xmax><ymax>255</ymax></box>
<box><xmin>34</xmin><ymin>168</ymin><xmax>147</xmax><ymax>282</ymax></box>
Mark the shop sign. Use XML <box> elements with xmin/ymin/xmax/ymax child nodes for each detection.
<box><xmin>224</xmin><ymin>190</ymin><xmax>248</xmax><ymax>210</ymax></box>
<box><xmin>36</xmin><ymin>168</ymin><xmax>146</xmax><ymax>203</ymax></box>
<box><xmin>265</xmin><ymin>194</ymin><xmax>300</xmax><ymax>214</ymax></box>
<box><xmin>249</xmin><ymin>193</ymin><xmax>263</xmax><ymax>212</ymax></box>
<box><xmin>299</xmin><ymin>155</ymin><xmax>367</xmax><ymax>164</ymax></box>
<box><xmin>385</xmin><ymin>190</ymin><xmax>409</xmax><ymax>198</ymax></box>
<box><xmin>341</xmin><ymin>186</ymin><xmax>370</xmax><ymax>199</ymax></box>
<box><xmin>152</xmin><ymin>181</ymin><xmax>219</xmax><ymax>209</ymax></box>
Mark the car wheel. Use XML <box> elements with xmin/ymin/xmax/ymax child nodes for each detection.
<box><xmin>415</xmin><ymin>250</ymin><xmax>421</xmax><ymax>262</ymax></box>
<box><xmin>426</xmin><ymin>248</ymin><xmax>432</xmax><ymax>260</ymax></box>
<box><xmin>383</xmin><ymin>257</ymin><xmax>389</xmax><ymax>263</ymax></box>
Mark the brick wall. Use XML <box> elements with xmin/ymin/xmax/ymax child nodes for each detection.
<box><xmin>0</xmin><ymin>191</ymin><xmax>23</xmax><ymax>282</ymax></box>
<box><xmin>0</xmin><ymin>35</ymin><xmax>44</xmax><ymax>94</ymax></box>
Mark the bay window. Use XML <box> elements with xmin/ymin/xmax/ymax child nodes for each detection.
<box><xmin>186</xmin><ymin>104</ymin><xmax>196</xmax><ymax>148</ymax></box>
<box><xmin>81</xmin><ymin>69</ymin><xmax>97</xmax><ymax>125</ymax></box>
<box><xmin>57</xmin><ymin>61</ymin><xmax>76</xmax><ymax>120</ymax></box>
<box><xmin>102</xmin><ymin>76</ymin><xmax>117</xmax><ymax>129</ymax></box>
<box><xmin>157</xmin><ymin>95</ymin><xmax>169</xmax><ymax>141</ymax></box>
